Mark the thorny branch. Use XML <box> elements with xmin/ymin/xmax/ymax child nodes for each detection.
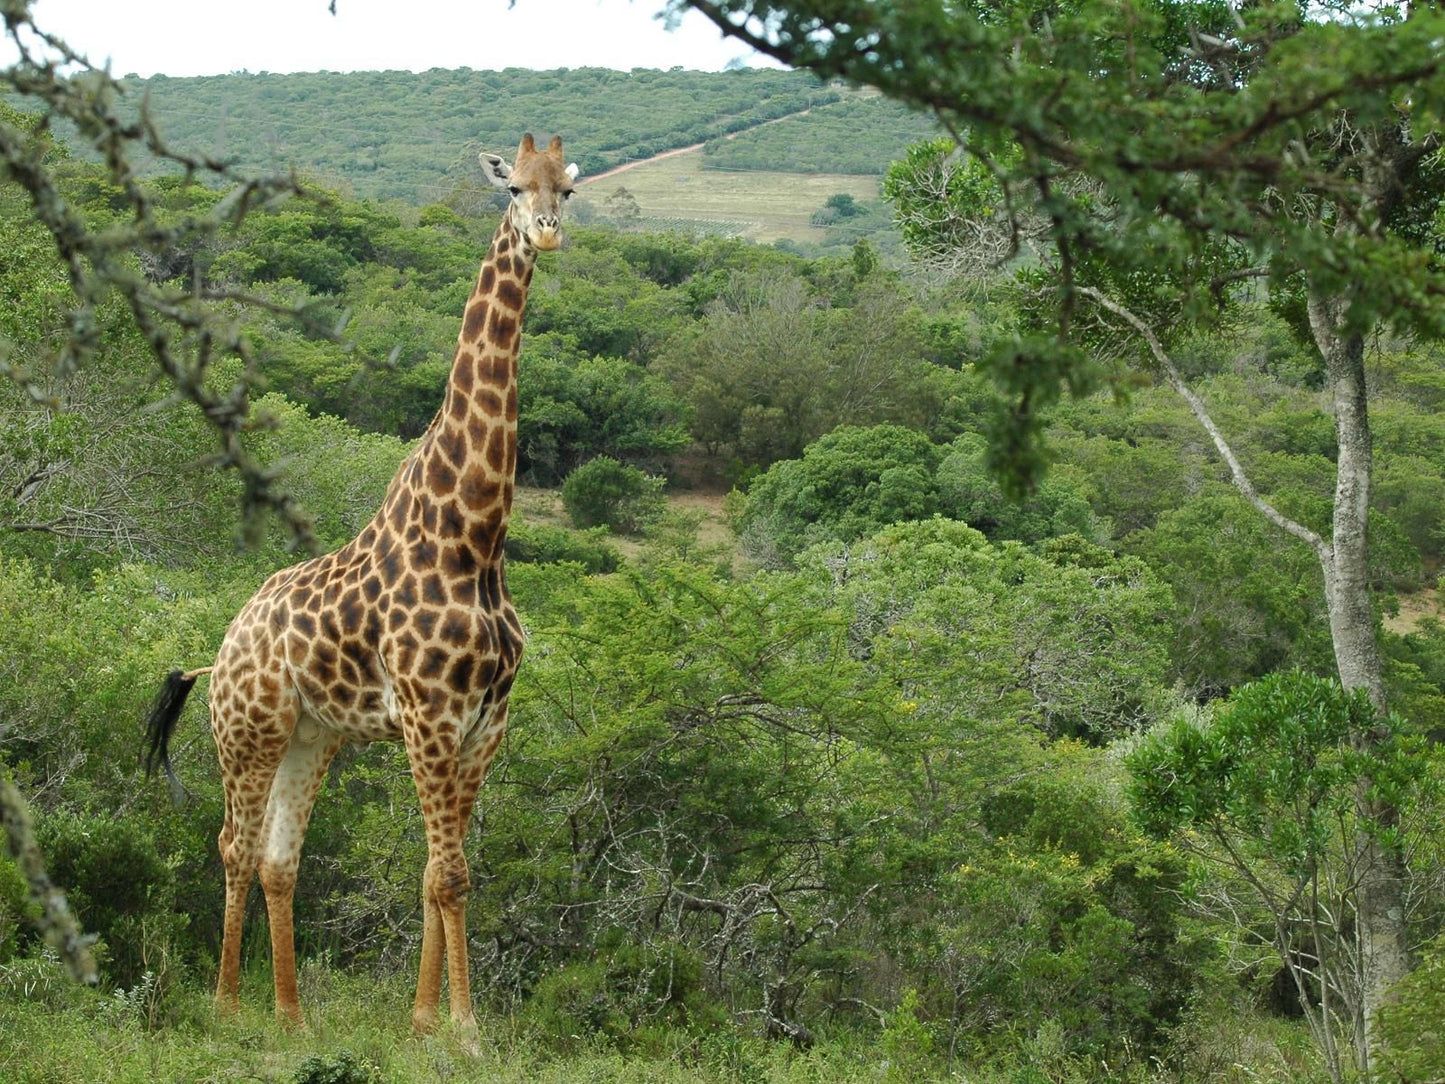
<box><xmin>0</xmin><ymin>0</ymin><xmax>385</xmax><ymax>552</ymax></box>
<box><xmin>0</xmin><ymin>773</ymin><xmax>97</xmax><ymax>984</ymax></box>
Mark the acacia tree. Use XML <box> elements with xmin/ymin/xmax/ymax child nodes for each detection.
<box><xmin>676</xmin><ymin>0</ymin><xmax>1445</xmax><ymax>1069</ymax></box>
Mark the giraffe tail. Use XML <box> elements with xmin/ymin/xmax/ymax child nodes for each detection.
<box><xmin>142</xmin><ymin>667</ymin><xmax>210</xmax><ymax>804</ymax></box>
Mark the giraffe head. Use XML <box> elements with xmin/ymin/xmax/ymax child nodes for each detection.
<box><xmin>479</xmin><ymin>134</ymin><xmax>579</xmax><ymax>252</ymax></box>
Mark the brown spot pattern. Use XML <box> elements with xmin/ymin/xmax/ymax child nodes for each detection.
<box><xmin>197</xmin><ymin>192</ymin><xmax>550</xmax><ymax>1029</ymax></box>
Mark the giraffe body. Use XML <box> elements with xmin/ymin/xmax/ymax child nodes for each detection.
<box><xmin>144</xmin><ymin>134</ymin><xmax>578</xmax><ymax>1037</ymax></box>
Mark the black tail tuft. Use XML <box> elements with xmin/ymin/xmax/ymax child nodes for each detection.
<box><xmin>142</xmin><ymin>668</ymin><xmax>196</xmax><ymax>802</ymax></box>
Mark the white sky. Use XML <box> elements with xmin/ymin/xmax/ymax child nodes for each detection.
<box><xmin>8</xmin><ymin>0</ymin><xmax>773</xmax><ymax>77</ymax></box>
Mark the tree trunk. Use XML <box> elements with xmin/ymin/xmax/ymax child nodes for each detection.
<box><xmin>1308</xmin><ymin>290</ymin><xmax>1411</xmax><ymax>1077</ymax></box>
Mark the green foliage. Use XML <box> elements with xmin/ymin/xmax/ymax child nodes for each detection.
<box><xmin>517</xmin><ymin>333</ymin><xmax>690</xmax><ymax>484</ymax></box>
<box><xmin>1377</xmin><ymin>933</ymin><xmax>1445</xmax><ymax>1083</ymax></box>
<box><xmin>33</xmin><ymin>815</ymin><xmax>176</xmax><ymax>989</ymax></box>
<box><xmin>808</xmin><ymin>519</ymin><xmax>1172</xmax><ymax>744</ymax></box>
<box><xmin>1124</xmin><ymin>487</ymin><xmax>1333</xmax><ymax>696</ymax></box>
<box><xmin>561</xmin><ymin>457</ymin><xmax>667</xmax><ymax>534</ymax></box>
<box><xmin>1127</xmin><ymin>673</ymin><xmax>1385</xmax><ymax>854</ymax></box>
<box><xmin>737</xmin><ymin>424</ymin><xmax>943</xmax><ymax>564</ymax></box>
<box><xmin>879</xmin><ymin>989</ymin><xmax>934</xmax><ymax>1081</ymax></box>
<box><xmin>522</xmin><ymin>940</ymin><xmax>719</xmax><ymax>1053</ymax></box>
<box><xmin>1125</xmin><ymin>671</ymin><xmax>1442</xmax><ymax>1073</ymax></box>
<box><xmin>290</xmin><ymin>1051</ymin><xmax>379</xmax><ymax>1084</ymax></box>
<box><xmin>657</xmin><ymin>269</ymin><xmax>954</xmax><ymax>469</ymax></box>
<box><xmin>505</xmin><ymin>518</ymin><xmax>620</xmax><ymax>574</ymax></box>
<box><xmin>936</xmin><ymin>433</ymin><xmax>1106</xmax><ymax>545</ymax></box>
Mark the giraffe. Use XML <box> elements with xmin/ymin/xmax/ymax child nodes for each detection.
<box><xmin>142</xmin><ymin>134</ymin><xmax>579</xmax><ymax>1040</ymax></box>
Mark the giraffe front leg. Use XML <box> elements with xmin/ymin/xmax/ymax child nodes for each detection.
<box><xmin>405</xmin><ymin>716</ymin><xmax>474</xmax><ymax>1041</ymax></box>
<box><xmin>445</xmin><ymin>703</ymin><xmax>508</xmax><ymax>1029</ymax></box>
<box><xmin>258</xmin><ymin>725</ymin><xmax>344</xmax><ymax>1027</ymax></box>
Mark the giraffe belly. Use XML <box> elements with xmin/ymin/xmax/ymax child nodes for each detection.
<box><xmin>288</xmin><ymin>666</ymin><xmax>401</xmax><ymax>744</ymax></box>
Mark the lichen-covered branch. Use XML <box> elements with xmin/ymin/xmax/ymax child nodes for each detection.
<box><xmin>0</xmin><ymin>0</ymin><xmax>352</xmax><ymax>550</ymax></box>
<box><xmin>0</xmin><ymin>774</ymin><xmax>97</xmax><ymax>984</ymax></box>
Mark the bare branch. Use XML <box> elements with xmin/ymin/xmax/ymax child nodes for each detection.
<box><xmin>1077</xmin><ymin>286</ymin><xmax>1330</xmax><ymax>561</ymax></box>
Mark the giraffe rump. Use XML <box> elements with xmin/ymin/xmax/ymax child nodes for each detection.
<box><xmin>142</xmin><ymin>668</ymin><xmax>196</xmax><ymax>801</ymax></box>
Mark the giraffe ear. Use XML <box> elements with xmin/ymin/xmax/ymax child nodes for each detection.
<box><xmin>479</xmin><ymin>152</ymin><xmax>512</xmax><ymax>189</ymax></box>
<box><xmin>564</xmin><ymin>162</ymin><xmax>580</xmax><ymax>182</ymax></box>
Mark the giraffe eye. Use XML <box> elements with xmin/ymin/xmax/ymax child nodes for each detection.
<box><xmin>507</xmin><ymin>185</ymin><xmax>522</xmax><ymax>197</ymax></box>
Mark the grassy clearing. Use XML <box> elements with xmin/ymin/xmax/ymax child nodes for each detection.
<box><xmin>1385</xmin><ymin>582</ymin><xmax>1443</xmax><ymax>634</ymax></box>
<box><xmin>0</xmin><ymin>961</ymin><xmax>1333</xmax><ymax>1084</ymax></box>
<box><xmin>0</xmin><ymin>963</ymin><xmax>885</xmax><ymax>1084</ymax></box>
<box><xmin>514</xmin><ymin>485</ymin><xmax>740</xmax><ymax>567</ymax></box>
<box><xmin>578</xmin><ymin>151</ymin><xmax>883</xmax><ymax>245</ymax></box>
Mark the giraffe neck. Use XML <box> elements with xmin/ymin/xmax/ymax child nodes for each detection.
<box><xmin>373</xmin><ymin>214</ymin><xmax>537</xmax><ymax>565</ymax></box>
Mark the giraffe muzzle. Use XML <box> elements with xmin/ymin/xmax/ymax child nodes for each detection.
<box><xmin>532</xmin><ymin>225</ymin><xmax>562</xmax><ymax>250</ymax></box>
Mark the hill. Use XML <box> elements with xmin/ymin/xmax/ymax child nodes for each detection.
<box><xmin>108</xmin><ymin>68</ymin><xmax>931</xmax><ymax>206</ymax></box>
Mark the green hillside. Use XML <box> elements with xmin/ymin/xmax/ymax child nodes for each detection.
<box><xmin>701</xmin><ymin>93</ymin><xmax>941</xmax><ymax>174</ymax></box>
<box><xmin>109</xmin><ymin>67</ymin><xmax>863</xmax><ymax>202</ymax></box>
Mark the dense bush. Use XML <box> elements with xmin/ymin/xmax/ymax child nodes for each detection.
<box><xmin>561</xmin><ymin>457</ymin><xmax>668</xmax><ymax>534</ymax></box>
<box><xmin>506</xmin><ymin>518</ymin><xmax>621</xmax><ymax>573</ymax></box>
<box><xmin>33</xmin><ymin>815</ymin><xmax>177</xmax><ymax>988</ymax></box>
<box><xmin>736</xmin><ymin>424</ymin><xmax>943</xmax><ymax>565</ymax></box>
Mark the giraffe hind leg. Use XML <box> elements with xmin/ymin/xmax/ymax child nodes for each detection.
<box><xmin>212</xmin><ymin>700</ymin><xmax>292</xmax><ymax>1012</ymax></box>
<box><xmin>215</xmin><ymin>760</ymin><xmax>280</xmax><ymax>1012</ymax></box>
<box><xmin>257</xmin><ymin>722</ymin><xmax>345</xmax><ymax>1027</ymax></box>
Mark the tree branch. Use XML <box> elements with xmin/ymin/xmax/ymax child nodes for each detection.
<box><xmin>1077</xmin><ymin>287</ymin><xmax>1330</xmax><ymax>560</ymax></box>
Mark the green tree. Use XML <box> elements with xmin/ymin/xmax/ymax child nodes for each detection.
<box><xmin>561</xmin><ymin>456</ymin><xmax>667</xmax><ymax>534</ymax></box>
<box><xmin>736</xmin><ymin>424</ymin><xmax>942</xmax><ymax>566</ymax></box>
<box><xmin>660</xmin><ymin>271</ymin><xmax>952</xmax><ymax>470</ymax></box>
<box><xmin>678</xmin><ymin>0</ymin><xmax>1445</xmax><ymax>1055</ymax></box>
<box><xmin>517</xmin><ymin>333</ymin><xmax>690</xmax><ymax>483</ymax></box>
<box><xmin>1128</xmin><ymin>672</ymin><xmax>1443</xmax><ymax>1083</ymax></box>
<box><xmin>935</xmin><ymin>433</ymin><xmax>1105</xmax><ymax>546</ymax></box>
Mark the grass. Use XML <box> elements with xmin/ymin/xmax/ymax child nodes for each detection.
<box><xmin>577</xmin><ymin>150</ymin><xmax>883</xmax><ymax>246</ymax></box>
<box><xmin>0</xmin><ymin>948</ymin><xmax>1335</xmax><ymax>1083</ymax></box>
<box><xmin>515</xmin><ymin>484</ymin><xmax>742</xmax><ymax>569</ymax></box>
<box><xmin>0</xmin><ymin>961</ymin><xmax>889</xmax><ymax>1084</ymax></box>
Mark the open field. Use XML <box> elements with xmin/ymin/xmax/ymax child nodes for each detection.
<box><xmin>578</xmin><ymin>149</ymin><xmax>883</xmax><ymax>245</ymax></box>
<box><xmin>515</xmin><ymin>485</ymin><xmax>740</xmax><ymax>567</ymax></box>
<box><xmin>1386</xmin><ymin>583</ymin><xmax>1443</xmax><ymax>634</ymax></box>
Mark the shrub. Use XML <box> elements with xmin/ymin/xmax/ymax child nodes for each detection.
<box><xmin>36</xmin><ymin>813</ymin><xmax>177</xmax><ymax>988</ymax></box>
<box><xmin>291</xmin><ymin>1051</ymin><xmax>378</xmax><ymax>1084</ymax></box>
<box><xmin>736</xmin><ymin>424</ymin><xmax>943</xmax><ymax>565</ymax></box>
<box><xmin>1377</xmin><ymin>933</ymin><xmax>1445</xmax><ymax>1082</ymax></box>
<box><xmin>561</xmin><ymin>457</ymin><xmax>667</xmax><ymax>534</ymax></box>
<box><xmin>506</xmin><ymin>519</ymin><xmax>621</xmax><ymax>573</ymax></box>
<box><xmin>522</xmin><ymin>940</ymin><xmax>719</xmax><ymax>1053</ymax></box>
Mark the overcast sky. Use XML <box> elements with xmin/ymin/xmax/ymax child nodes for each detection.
<box><xmin>8</xmin><ymin>0</ymin><xmax>774</xmax><ymax>77</ymax></box>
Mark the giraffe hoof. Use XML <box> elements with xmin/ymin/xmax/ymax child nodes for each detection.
<box><xmin>453</xmin><ymin>1017</ymin><xmax>481</xmax><ymax>1056</ymax></box>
